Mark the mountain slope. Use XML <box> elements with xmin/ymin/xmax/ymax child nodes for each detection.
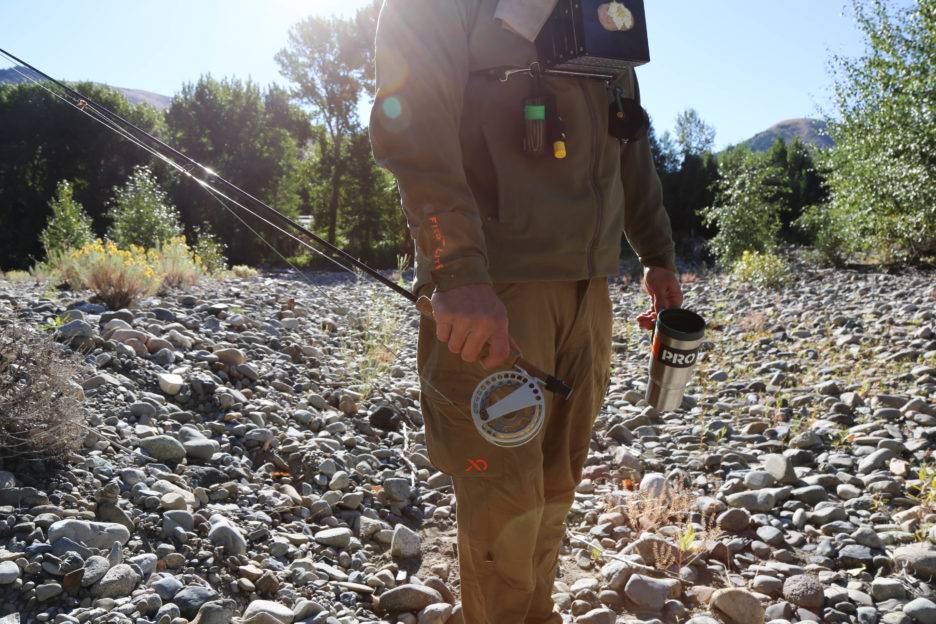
<box><xmin>0</xmin><ymin>66</ymin><xmax>171</xmax><ymax>110</ymax></box>
<box><xmin>746</xmin><ymin>118</ymin><xmax>834</xmax><ymax>152</ymax></box>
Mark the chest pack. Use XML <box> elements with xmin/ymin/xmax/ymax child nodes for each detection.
<box><xmin>485</xmin><ymin>0</ymin><xmax>651</xmax><ymax>157</ymax></box>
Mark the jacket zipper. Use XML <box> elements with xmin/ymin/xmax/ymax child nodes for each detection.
<box><xmin>580</xmin><ymin>82</ymin><xmax>603</xmax><ymax>278</ymax></box>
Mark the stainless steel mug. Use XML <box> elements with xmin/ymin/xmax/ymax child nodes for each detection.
<box><xmin>645</xmin><ymin>308</ymin><xmax>706</xmax><ymax>411</ymax></box>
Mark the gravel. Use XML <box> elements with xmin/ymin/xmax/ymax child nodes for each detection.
<box><xmin>0</xmin><ymin>266</ymin><xmax>934</xmax><ymax>623</ymax></box>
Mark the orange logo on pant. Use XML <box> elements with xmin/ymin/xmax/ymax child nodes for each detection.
<box><xmin>466</xmin><ymin>458</ymin><xmax>489</xmax><ymax>473</ymax></box>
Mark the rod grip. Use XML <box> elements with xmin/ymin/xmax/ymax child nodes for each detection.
<box><xmin>415</xmin><ymin>295</ymin><xmax>572</xmax><ymax>398</ymax></box>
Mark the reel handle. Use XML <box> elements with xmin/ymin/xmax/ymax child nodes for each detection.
<box><xmin>415</xmin><ymin>295</ymin><xmax>573</xmax><ymax>399</ymax></box>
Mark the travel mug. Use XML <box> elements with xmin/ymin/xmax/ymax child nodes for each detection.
<box><xmin>645</xmin><ymin>308</ymin><xmax>706</xmax><ymax>411</ymax></box>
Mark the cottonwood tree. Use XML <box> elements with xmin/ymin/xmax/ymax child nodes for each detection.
<box><xmin>276</xmin><ymin>2</ymin><xmax>379</xmax><ymax>246</ymax></box>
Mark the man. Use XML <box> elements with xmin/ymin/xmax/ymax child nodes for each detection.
<box><xmin>369</xmin><ymin>1</ymin><xmax>683</xmax><ymax>622</ymax></box>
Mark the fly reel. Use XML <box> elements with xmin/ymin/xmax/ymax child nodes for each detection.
<box><xmin>471</xmin><ymin>367</ymin><xmax>546</xmax><ymax>447</ymax></box>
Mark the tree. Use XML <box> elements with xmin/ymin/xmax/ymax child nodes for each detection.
<box><xmin>674</xmin><ymin>108</ymin><xmax>716</xmax><ymax>159</ymax></box>
<box><xmin>0</xmin><ymin>82</ymin><xmax>162</xmax><ymax>270</ymax></box>
<box><xmin>39</xmin><ymin>181</ymin><xmax>95</xmax><ymax>257</ymax></box>
<box><xmin>107</xmin><ymin>166</ymin><xmax>184</xmax><ymax>249</ymax></box>
<box><xmin>820</xmin><ymin>0</ymin><xmax>936</xmax><ymax>261</ymax></box>
<box><xmin>164</xmin><ymin>77</ymin><xmax>313</xmax><ymax>264</ymax></box>
<box><xmin>276</xmin><ymin>2</ymin><xmax>379</xmax><ymax>245</ymax></box>
<box><xmin>765</xmin><ymin>137</ymin><xmax>828</xmax><ymax>239</ymax></box>
<box><xmin>340</xmin><ymin>130</ymin><xmax>407</xmax><ymax>264</ymax></box>
<box><xmin>702</xmin><ymin>147</ymin><xmax>787</xmax><ymax>265</ymax></box>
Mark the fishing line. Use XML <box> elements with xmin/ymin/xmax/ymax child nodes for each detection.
<box><xmin>0</xmin><ymin>50</ymin><xmax>469</xmax><ymax>414</ymax></box>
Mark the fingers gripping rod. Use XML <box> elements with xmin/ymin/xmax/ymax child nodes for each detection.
<box><xmin>414</xmin><ymin>297</ymin><xmax>573</xmax><ymax>399</ymax></box>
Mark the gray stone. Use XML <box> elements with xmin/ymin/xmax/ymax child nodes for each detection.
<box><xmin>575</xmin><ymin>607</ymin><xmax>616</xmax><ymax>624</ymax></box>
<box><xmin>292</xmin><ymin>600</ymin><xmax>324</xmax><ymax>620</ymax></box>
<box><xmin>744</xmin><ymin>471</ymin><xmax>777</xmax><ymax>490</ymax></box>
<box><xmin>80</xmin><ymin>556</ymin><xmax>110</xmax><ymax>587</ymax></box>
<box><xmin>214</xmin><ymin>348</ymin><xmax>247</xmax><ymax>366</ymax></box>
<box><xmin>710</xmin><ymin>588</ymin><xmax>765</xmax><ymax>624</ymax></box>
<box><xmin>893</xmin><ymin>544</ymin><xmax>936</xmax><ymax>578</ymax></box>
<box><xmin>35</xmin><ymin>582</ymin><xmax>63</xmax><ymax>601</ymax></box>
<box><xmin>858</xmin><ymin>448</ymin><xmax>895</xmax><ymax>474</ymax></box>
<box><xmin>196</xmin><ymin>600</ymin><xmax>236</xmax><ymax>624</ymax></box>
<box><xmin>378</xmin><ymin>585</ymin><xmax>443</xmax><ymax>614</ymax></box>
<box><xmin>158</xmin><ymin>373</ymin><xmax>184</xmax><ymax>395</ymax></box>
<box><xmin>241</xmin><ymin>600</ymin><xmax>295</xmax><ymax>624</ymax></box>
<box><xmin>639</xmin><ymin>473</ymin><xmax>669</xmax><ymax>498</ymax></box>
<box><xmin>418</xmin><ymin>603</ymin><xmax>453</xmax><ymax>624</ymax></box>
<box><xmin>763</xmin><ymin>455</ymin><xmax>796</xmax><ymax>485</ymax></box>
<box><xmin>314</xmin><ymin>527</ymin><xmax>352</xmax><ymax>549</ymax></box>
<box><xmin>624</xmin><ymin>574</ymin><xmax>669</xmax><ymax>611</ymax></box>
<box><xmin>783</xmin><ymin>574</ymin><xmax>823</xmax><ymax>609</ymax></box>
<box><xmin>382</xmin><ymin>477</ymin><xmax>412</xmax><ymax>502</ymax></box>
<box><xmin>152</xmin><ymin>574</ymin><xmax>184</xmax><ymax>600</ymax></box>
<box><xmin>0</xmin><ymin>561</ymin><xmax>19</xmax><ymax>584</ymax></box>
<box><xmin>139</xmin><ymin>435</ymin><xmax>186</xmax><ymax>462</ymax></box>
<box><xmin>904</xmin><ymin>598</ymin><xmax>936</xmax><ymax>624</ymax></box>
<box><xmin>174</xmin><ymin>586</ymin><xmax>220</xmax><ymax>618</ymax></box>
<box><xmin>726</xmin><ymin>489</ymin><xmax>777</xmax><ymax>513</ymax></box>
<box><xmin>47</xmin><ymin>520</ymin><xmax>130</xmax><ymax>550</ymax></box>
<box><xmin>853</xmin><ymin>526</ymin><xmax>885</xmax><ymax>550</ymax></box>
<box><xmin>717</xmin><ymin>508</ymin><xmax>751</xmax><ymax>533</ymax></box>
<box><xmin>870</xmin><ymin>578</ymin><xmax>906</xmax><ymax>601</ymax></box>
<box><xmin>839</xmin><ymin>544</ymin><xmax>874</xmax><ymax>567</ymax></box>
<box><xmin>391</xmin><ymin>524</ymin><xmax>421</xmax><ymax>559</ymax></box>
<box><xmin>91</xmin><ymin>564</ymin><xmax>141</xmax><ymax>598</ymax></box>
<box><xmin>207</xmin><ymin>515</ymin><xmax>247</xmax><ymax>555</ymax></box>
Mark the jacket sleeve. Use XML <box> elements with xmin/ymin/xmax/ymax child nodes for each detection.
<box><xmin>369</xmin><ymin>0</ymin><xmax>490</xmax><ymax>292</ymax></box>
<box><xmin>620</xmin><ymin>73</ymin><xmax>677</xmax><ymax>272</ymax></box>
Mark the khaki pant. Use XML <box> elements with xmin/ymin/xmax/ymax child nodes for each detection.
<box><xmin>418</xmin><ymin>279</ymin><xmax>613</xmax><ymax>624</ymax></box>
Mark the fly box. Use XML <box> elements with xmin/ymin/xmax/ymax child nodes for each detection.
<box><xmin>535</xmin><ymin>0</ymin><xmax>649</xmax><ymax>80</ymax></box>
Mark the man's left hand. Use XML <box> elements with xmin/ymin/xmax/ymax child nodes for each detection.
<box><xmin>637</xmin><ymin>267</ymin><xmax>684</xmax><ymax>330</ymax></box>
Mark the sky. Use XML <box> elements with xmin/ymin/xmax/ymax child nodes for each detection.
<box><xmin>0</xmin><ymin>0</ymin><xmax>884</xmax><ymax>148</ymax></box>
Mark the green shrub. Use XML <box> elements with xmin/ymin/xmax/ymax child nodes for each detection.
<box><xmin>39</xmin><ymin>181</ymin><xmax>95</xmax><ymax>257</ymax></box>
<box><xmin>732</xmin><ymin>250</ymin><xmax>791</xmax><ymax>290</ymax></box>
<box><xmin>192</xmin><ymin>226</ymin><xmax>228</xmax><ymax>275</ymax></box>
<box><xmin>823</xmin><ymin>0</ymin><xmax>936</xmax><ymax>261</ymax></box>
<box><xmin>702</xmin><ymin>149</ymin><xmax>786</xmax><ymax>266</ymax></box>
<box><xmin>107</xmin><ymin>166</ymin><xmax>183</xmax><ymax>249</ymax></box>
<box><xmin>154</xmin><ymin>236</ymin><xmax>205</xmax><ymax>292</ymax></box>
<box><xmin>795</xmin><ymin>204</ymin><xmax>851</xmax><ymax>265</ymax></box>
<box><xmin>57</xmin><ymin>240</ymin><xmax>161</xmax><ymax>309</ymax></box>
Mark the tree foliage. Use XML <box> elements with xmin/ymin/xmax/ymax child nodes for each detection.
<box><xmin>0</xmin><ymin>82</ymin><xmax>162</xmax><ymax>270</ymax></box>
<box><xmin>818</xmin><ymin>0</ymin><xmax>936</xmax><ymax>261</ymax></box>
<box><xmin>164</xmin><ymin>76</ymin><xmax>312</xmax><ymax>264</ymax></box>
<box><xmin>674</xmin><ymin>108</ymin><xmax>716</xmax><ymax>158</ymax></box>
<box><xmin>276</xmin><ymin>2</ymin><xmax>379</xmax><ymax>245</ymax></box>
<box><xmin>702</xmin><ymin>147</ymin><xmax>787</xmax><ymax>265</ymax></box>
<box><xmin>107</xmin><ymin>166</ymin><xmax>184</xmax><ymax>249</ymax></box>
<box><xmin>39</xmin><ymin>181</ymin><xmax>95</xmax><ymax>257</ymax></box>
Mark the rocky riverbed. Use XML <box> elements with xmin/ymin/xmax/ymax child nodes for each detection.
<box><xmin>0</xmin><ymin>266</ymin><xmax>935</xmax><ymax>624</ymax></box>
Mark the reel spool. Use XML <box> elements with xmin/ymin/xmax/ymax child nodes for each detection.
<box><xmin>471</xmin><ymin>367</ymin><xmax>546</xmax><ymax>448</ymax></box>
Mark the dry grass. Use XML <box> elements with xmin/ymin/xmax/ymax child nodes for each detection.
<box><xmin>348</xmin><ymin>291</ymin><xmax>405</xmax><ymax>399</ymax></box>
<box><xmin>154</xmin><ymin>236</ymin><xmax>203</xmax><ymax>292</ymax></box>
<box><xmin>2</xmin><ymin>270</ymin><xmax>35</xmax><ymax>283</ymax></box>
<box><xmin>594</xmin><ymin>479</ymin><xmax>727</xmax><ymax>575</ymax></box>
<box><xmin>231</xmin><ymin>265</ymin><xmax>260</xmax><ymax>279</ymax></box>
<box><xmin>0</xmin><ymin>324</ymin><xmax>86</xmax><ymax>461</ymax></box>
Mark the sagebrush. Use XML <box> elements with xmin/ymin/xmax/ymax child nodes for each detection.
<box><xmin>0</xmin><ymin>324</ymin><xmax>86</xmax><ymax>461</ymax></box>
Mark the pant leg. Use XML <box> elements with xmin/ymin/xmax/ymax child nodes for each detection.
<box><xmin>418</xmin><ymin>282</ymin><xmax>578</xmax><ymax>624</ymax></box>
<box><xmin>525</xmin><ymin>279</ymin><xmax>613</xmax><ymax>624</ymax></box>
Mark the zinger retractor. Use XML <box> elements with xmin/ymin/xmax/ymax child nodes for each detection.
<box><xmin>471</xmin><ymin>367</ymin><xmax>546</xmax><ymax>448</ymax></box>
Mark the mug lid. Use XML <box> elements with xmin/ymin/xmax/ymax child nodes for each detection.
<box><xmin>656</xmin><ymin>308</ymin><xmax>706</xmax><ymax>342</ymax></box>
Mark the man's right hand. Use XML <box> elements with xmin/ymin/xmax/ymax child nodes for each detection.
<box><xmin>431</xmin><ymin>284</ymin><xmax>511</xmax><ymax>370</ymax></box>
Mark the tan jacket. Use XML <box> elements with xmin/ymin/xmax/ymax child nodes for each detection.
<box><xmin>370</xmin><ymin>0</ymin><xmax>676</xmax><ymax>292</ymax></box>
